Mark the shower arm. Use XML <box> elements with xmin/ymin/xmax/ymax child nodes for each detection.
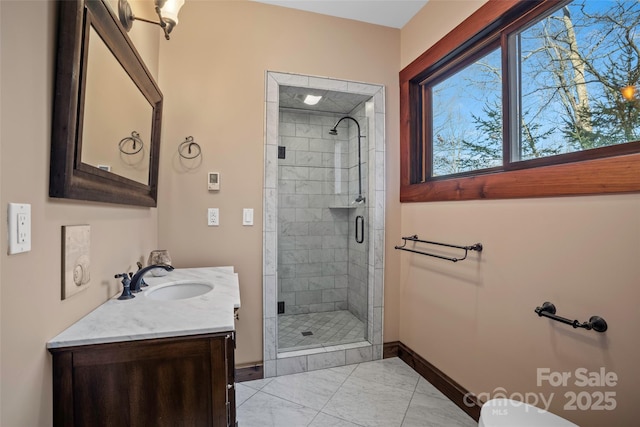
<box><xmin>330</xmin><ymin>116</ymin><xmax>364</xmax><ymax>203</ymax></box>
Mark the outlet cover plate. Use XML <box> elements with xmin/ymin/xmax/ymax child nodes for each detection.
<box><xmin>62</xmin><ymin>225</ymin><xmax>91</xmax><ymax>299</ymax></box>
<box><xmin>7</xmin><ymin>203</ymin><xmax>31</xmax><ymax>254</ymax></box>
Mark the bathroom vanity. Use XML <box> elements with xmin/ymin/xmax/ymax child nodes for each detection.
<box><xmin>47</xmin><ymin>267</ymin><xmax>240</xmax><ymax>427</ymax></box>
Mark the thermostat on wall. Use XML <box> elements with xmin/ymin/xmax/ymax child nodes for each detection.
<box><xmin>208</xmin><ymin>172</ymin><xmax>220</xmax><ymax>191</ymax></box>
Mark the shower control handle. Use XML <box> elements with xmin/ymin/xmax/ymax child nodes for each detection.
<box><xmin>355</xmin><ymin>215</ymin><xmax>364</xmax><ymax>244</ymax></box>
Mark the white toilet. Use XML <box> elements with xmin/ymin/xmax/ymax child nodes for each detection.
<box><xmin>479</xmin><ymin>398</ymin><xmax>579</xmax><ymax>427</ymax></box>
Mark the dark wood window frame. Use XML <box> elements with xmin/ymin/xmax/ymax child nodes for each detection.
<box><xmin>400</xmin><ymin>0</ymin><xmax>640</xmax><ymax>202</ymax></box>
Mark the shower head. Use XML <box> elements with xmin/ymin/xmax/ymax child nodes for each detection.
<box><xmin>328</xmin><ymin>128</ymin><xmax>338</xmax><ymax>135</ymax></box>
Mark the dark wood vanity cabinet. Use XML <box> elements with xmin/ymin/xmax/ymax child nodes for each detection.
<box><xmin>50</xmin><ymin>332</ymin><xmax>237</xmax><ymax>427</ymax></box>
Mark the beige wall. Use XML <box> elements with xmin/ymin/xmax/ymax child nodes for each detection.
<box><xmin>157</xmin><ymin>0</ymin><xmax>401</xmax><ymax>365</ymax></box>
<box><xmin>0</xmin><ymin>1</ymin><xmax>160</xmax><ymax>426</ymax></box>
<box><xmin>399</xmin><ymin>2</ymin><xmax>640</xmax><ymax>425</ymax></box>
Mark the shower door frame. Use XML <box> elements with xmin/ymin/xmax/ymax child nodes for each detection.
<box><xmin>262</xmin><ymin>71</ymin><xmax>385</xmax><ymax>377</ymax></box>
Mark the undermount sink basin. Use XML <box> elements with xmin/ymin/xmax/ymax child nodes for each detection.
<box><xmin>145</xmin><ymin>281</ymin><xmax>214</xmax><ymax>301</ymax></box>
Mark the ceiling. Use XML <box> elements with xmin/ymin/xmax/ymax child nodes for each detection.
<box><xmin>279</xmin><ymin>86</ymin><xmax>371</xmax><ymax>114</ymax></box>
<box><xmin>251</xmin><ymin>0</ymin><xmax>429</xmax><ymax>29</ymax></box>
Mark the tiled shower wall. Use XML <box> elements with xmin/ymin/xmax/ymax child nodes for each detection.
<box><xmin>277</xmin><ymin>110</ymin><xmax>353</xmax><ymax>315</ymax></box>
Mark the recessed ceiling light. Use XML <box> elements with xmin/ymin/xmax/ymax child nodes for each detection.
<box><xmin>303</xmin><ymin>95</ymin><xmax>322</xmax><ymax>105</ymax></box>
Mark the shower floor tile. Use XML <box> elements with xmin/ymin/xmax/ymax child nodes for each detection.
<box><xmin>278</xmin><ymin>310</ymin><xmax>365</xmax><ymax>351</ymax></box>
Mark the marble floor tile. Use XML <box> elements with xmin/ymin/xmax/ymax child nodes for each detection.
<box><xmin>309</xmin><ymin>412</ymin><xmax>365</xmax><ymax>427</ymax></box>
<box><xmin>278</xmin><ymin>310</ymin><xmax>365</xmax><ymax>351</ymax></box>
<box><xmin>261</xmin><ymin>366</ymin><xmax>351</xmax><ymax>410</ymax></box>
<box><xmin>350</xmin><ymin>357</ymin><xmax>420</xmax><ymax>392</ymax></box>
<box><xmin>323</xmin><ymin>375</ymin><xmax>414</xmax><ymax>427</ymax></box>
<box><xmin>235</xmin><ymin>383</ymin><xmax>258</xmax><ymax>406</ymax></box>
<box><xmin>236</xmin><ymin>390</ymin><xmax>318</xmax><ymax>427</ymax></box>
<box><xmin>236</xmin><ymin>358</ymin><xmax>475</xmax><ymax>427</ymax></box>
<box><xmin>241</xmin><ymin>376</ymin><xmax>274</xmax><ymax>391</ymax></box>
<box><xmin>415</xmin><ymin>376</ymin><xmax>449</xmax><ymax>400</ymax></box>
<box><xmin>401</xmin><ymin>391</ymin><xmax>477</xmax><ymax>427</ymax></box>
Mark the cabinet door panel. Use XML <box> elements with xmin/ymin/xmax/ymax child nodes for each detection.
<box><xmin>128</xmin><ymin>354</ymin><xmax>212</xmax><ymax>427</ymax></box>
<box><xmin>73</xmin><ymin>363</ymin><xmax>130</xmax><ymax>427</ymax></box>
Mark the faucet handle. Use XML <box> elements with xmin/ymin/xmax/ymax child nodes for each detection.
<box><xmin>115</xmin><ymin>273</ymin><xmax>135</xmax><ymax>300</ymax></box>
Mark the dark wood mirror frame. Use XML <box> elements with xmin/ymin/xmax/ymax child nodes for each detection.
<box><xmin>50</xmin><ymin>0</ymin><xmax>163</xmax><ymax>207</ymax></box>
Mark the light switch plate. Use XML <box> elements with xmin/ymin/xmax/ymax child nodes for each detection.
<box><xmin>62</xmin><ymin>225</ymin><xmax>91</xmax><ymax>299</ymax></box>
<box><xmin>242</xmin><ymin>208</ymin><xmax>254</xmax><ymax>226</ymax></box>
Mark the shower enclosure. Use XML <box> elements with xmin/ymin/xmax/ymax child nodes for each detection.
<box><xmin>263</xmin><ymin>72</ymin><xmax>385</xmax><ymax>377</ymax></box>
<box><xmin>276</xmin><ymin>109</ymin><xmax>369</xmax><ymax>351</ymax></box>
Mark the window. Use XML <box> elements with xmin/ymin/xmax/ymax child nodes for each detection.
<box><xmin>400</xmin><ymin>0</ymin><xmax>640</xmax><ymax>202</ymax></box>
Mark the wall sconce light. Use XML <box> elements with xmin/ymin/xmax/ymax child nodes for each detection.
<box><xmin>118</xmin><ymin>0</ymin><xmax>185</xmax><ymax>40</ymax></box>
<box><xmin>621</xmin><ymin>85</ymin><xmax>637</xmax><ymax>101</ymax></box>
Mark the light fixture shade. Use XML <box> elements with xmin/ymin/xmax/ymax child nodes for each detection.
<box><xmin>158</xmin><ymin>0</ymin><xmax>185</xmax><ymax>25</ymax></box>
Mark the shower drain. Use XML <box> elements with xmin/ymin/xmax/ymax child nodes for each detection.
<box><xmin>301</xmin><ymin>331</ymin><xmax>313</xmax><ymax>336</ymax></box>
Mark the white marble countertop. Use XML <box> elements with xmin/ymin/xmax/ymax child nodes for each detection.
<box><xmin>47</xmin><ymin>267</ymin><xmax>240</xmax><ymax>349</ymax></box>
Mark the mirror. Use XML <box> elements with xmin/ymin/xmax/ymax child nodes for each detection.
<box><xmin>50</xmin><ymin>0</ymin><xmax>162</xmax><ymax>207</ymax></box>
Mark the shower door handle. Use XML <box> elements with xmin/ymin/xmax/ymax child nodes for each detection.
<box><xmin>355</xmin><ymin>215</ymin><xmax>364</xmax><ymax>244</ymax></box>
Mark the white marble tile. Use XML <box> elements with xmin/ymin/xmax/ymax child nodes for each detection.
<box><xmin>235</xmin><ymin>383</ymin><xmax>258</xmax><ymax>406</ymax></box>
<box><xmin>241</xmin><ymin>377</ymin><xmax>274</xmax><ymax>391</ymax></box>
<box><xmin>236</xmin><ymin>391</ymin><xmax>318</xmax><ymax>427</ymax></box>
<box><xmin>401</xmin><ymin>390</ymin><xmax>477</xmax><ymax>427</ymax></box>
<box><xmin>263</xmin><ymin>231</ymin><xmax>277</xmax><ymax>275</ymax></box>
<box><xmin>264</xmin><ymin>360</ymin><xmax>277</xmax><ymax>378</ymax></box>
<box><xmin>327</xmin><ymin>363</ymin><xmax>358</xmax><ymax>376</ymax></box>
<box><xmin>264</xmin><ymin>275</ymin><xmax>276</xmax><ymax>318</ymax></box>
<box><xmin>279</xmin><ymin>347</ymin><xmax>326</xmax><ymax>358</ymax></box>
<box><xmin>266</xmin><ymin>74</ymin><xmax>279</xmax><ymax>103</ymax></box>
<box><xmin>351</xmin><ymin>358</ymin><xmax>419</xmax><ymax>393</ymax></box>
<box><xmin>372</xmin><ymin>344</ymin><xmax>383</xmax><ymax>360</ymax></box>
<box><xmin>264</xmin><ymin>188</ymin><xmax>277</xmax><ymax>232</ymax></box>
<box><xmin>375</xmin><ymin>112</ymin><xmax>385</xmax><ymax>151</ymax></box>
<box><xmin>327</xmin><ymin>341</ymin><xmax>370</xmax><ymax>351</ymax></box>
<box><xmin>374</xmin><ymin>229</ymin><xmax>384</xmax><ymax>266</ymax></box>
<box><xmin>374</xmin><ymin>268</ymin><xmax>383</xmax><ymax>308</ymax></box>
<box><xmin>272</xmin><ymin>72</ymin><xmax>310</xmax><ymax>87</ymax></box>
<box><xmin>266</xmin><ymin>102</ymin><xmax>279</xmax><ymax>145</ymax></box>
<box><xmin>310</xmin><ymin>412</ymin><xmax>363</xmax><ymax>427</ymax></box>
<box><xmin>375</xmin><ymin>151</ymin><xmax>385</xmax><ymax>191</ymax></box>
<box><xmin>264</xmin><ymin>317</ymin><xmax>277</xmax><ymax>360</ymax></box>
<box><xmin>415</xmin><ymin>377</ymin><xmax>449</xmax><ymax>400</ymax></box>
<box><xmin>372</xmin><ymin>307</ymin><xmax>383</xmax><ymax>345</ymax></box>
<box><xmin>323</xmin><ymin>375</ymin><xmax>413</xmax><ymax>427</ymax></box>
<box><xmin>373</xmin><ymin>90</ymin><xmax>384</xmax><ymax>114</ymax></box>
<box><xmin>277</xmin><ymin>355</ymin><xmax>308</xmax><ymax>376</ymax></box>
<box><xmin>308</xmin><ymin>76</ymin><xmax>349</xmax><ymax>91</ymax></box>
<box><xmin>261</xmin><ymin>367</ymin><xmax>350</xmax><ymax>410</ymax></box>
<box><xmin>308</xmin><ymin>349</ymin><xmax>346</xmax><ymax>371</ymax></box>
<box><xmin>264</xmin><ymin>145</ymin><xmax>278</xmax><ymax>189</ymax></box>
<box><xmin>345</xmin><ymin>345</ymin><xmax>372</xmax><ymax>365</ymax></box>
<box><xmin>347</xmin><ymin>81</ymin><xmax>381</xmax><ymax>96</ymax></box>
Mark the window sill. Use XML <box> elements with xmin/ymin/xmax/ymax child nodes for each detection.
<box><xmin>400</xmin><ymin>152</ymin><xmax>640</xmax><ymax>202</ymax></box>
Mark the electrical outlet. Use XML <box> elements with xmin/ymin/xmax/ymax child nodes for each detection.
<box><xmin>207</xmin><ymin>208</ymin><xmax>219</xmax><ymax>226</ymax></box>
<box><xmin>8</xmin><ymin>203</ymin><xmax>31</xmax><ymax>254</ymax></box>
